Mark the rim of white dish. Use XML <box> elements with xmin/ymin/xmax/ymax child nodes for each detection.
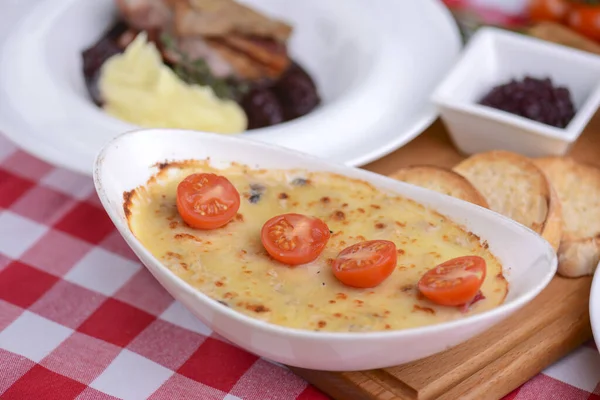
<box><xmin>94</xmin><ymin>127</ymin><xmax>558</xmax><ymax>341</ymax></box>
<box><xmin>0</xmin><ymin>0</ymin><xmax>461</xmax><ymax>175</ymax></box>
<box><xmin>590</xmin><ymin>262</ymin><xmax>600</xmax><ymax>349</ymax></box>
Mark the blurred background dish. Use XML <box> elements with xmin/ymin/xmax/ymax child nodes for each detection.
<box><xmin>82</xmin><ymin>0</ymin><xmax>323</xmax><ymax>133</ymax></box>
<box><xmin>0</xmin><ymin>0</ymin><xmax>461</xmax><ymax>176</ymax></box>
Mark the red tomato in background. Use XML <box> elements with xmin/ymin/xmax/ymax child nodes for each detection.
<box><xmin>568</xmin><ymin>4</ymin><xmax>600</xmax><ymax>42</ymax></box>
<box><xmin>528</xmin><ymin>0</ymin><xmax>571</xmax><ymax>22</ymax></box>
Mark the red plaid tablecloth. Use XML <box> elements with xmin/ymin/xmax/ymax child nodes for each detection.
<box><xmin>1</xmin><ymin>133</ymin><xmax>599</xmax><ymax>400</ymax></box>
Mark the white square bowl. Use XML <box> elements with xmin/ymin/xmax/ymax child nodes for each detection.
<box><xmin>432</xmin><ymin>27</ymin><xmax>600</xmax><ymax>157</ymax></box>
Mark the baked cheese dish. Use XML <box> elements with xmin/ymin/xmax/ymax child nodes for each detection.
<box><xmin>125</xmin><ymin>160</ymin><xmax>508</xmax><ymax>332</ymax></box>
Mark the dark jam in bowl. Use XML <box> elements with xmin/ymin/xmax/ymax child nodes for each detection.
<box><xmin>478</xmin><ymin>76</ymin><xmax>576</xmax><ymax>129</ymax></box>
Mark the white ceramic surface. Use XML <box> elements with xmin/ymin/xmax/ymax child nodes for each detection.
<box><xmin>590</xmin><ymin>261</ymin><xmax>600</xmax><ymax>351</ymax></box>
<box><xmin>432</xmin><ymin>27</ymin><xmax>600</xmax><ymax>158</ymax></box>
<box><xmin>93</xmin><ymin>128</ymin><xmax>557</xmax><ymax>371</ymax></box>
<box><xmin>0</xmin><ymin>0</ymin><xmax>461</xmax><ymax>176</ymax></box>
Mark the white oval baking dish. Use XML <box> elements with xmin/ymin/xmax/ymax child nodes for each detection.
<box><xmin>93</xmin><ymin>128</ymin><xmax>557</xmax><ymax>371</ymax></box>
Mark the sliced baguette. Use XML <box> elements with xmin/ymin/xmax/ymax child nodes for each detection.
<box><xmin>534</xmin><ymin>157</ymin><xmax>600</xmax><ymax>277</ymax></box>
<box><xmin>390</xmin><ymin>165</ymin><xmax>489</xmax><ymax>208</ymax></box>
<box><xmin>453</xmin><ymin>151</ymin><xmax>563</xmax><ymax>252</ymax></box>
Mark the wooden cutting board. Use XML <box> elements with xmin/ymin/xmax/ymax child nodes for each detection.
<box><xmin>288</xmin><ymin>116</ymin><xmax>600</xmax><ymax>400</ymax></box>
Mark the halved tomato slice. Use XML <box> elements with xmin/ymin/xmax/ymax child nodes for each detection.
<box><xmin>418</xmin><ymin>256</ymin><xmax>487</xmax><ymax>306</ymax></box>
<box><xmin>176</xmin><ymin>173</ymin><xmax>240</xmax><ymax>230</ymax></box>
<box><xmin>261</xmin><ymin>213</ymin><xmax>330</xmax><ymax>266</ymax></box>
<box><xmin>332</xmin><ymin>240</ymin><xmax>397</xmax><ymax>288</ymax></box>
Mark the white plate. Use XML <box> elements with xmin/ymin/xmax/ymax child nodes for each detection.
<box><xmin>0</xmin><ymin>0</ymin><xmax>461</xmax><ymax>176</ymax></box>
<box><xmin>590</xmin><ymin>261</ymin><xmax>600</xmax><ymax>350</ymax></box>
<box><xmin>94</xmin><ymin>128</ymin><xmax>557</xmax><ymax>371</ymax></box>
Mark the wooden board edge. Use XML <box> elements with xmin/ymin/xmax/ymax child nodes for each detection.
<box><xmin>287</xmin><ymin>369</ymin><xmax>400</xmax><ymax>400</ymax></box>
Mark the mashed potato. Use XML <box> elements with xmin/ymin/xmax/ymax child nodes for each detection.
<box><xmin>99</xmin><ymin>33</ymin><xmax>247</xmax><ymax>134</ymax></box>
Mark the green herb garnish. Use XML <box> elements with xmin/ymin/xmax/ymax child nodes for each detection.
<box><xmin>160</xmin><ymin>33</ymin><xmax>249</xmax><ymax>101</ymax></box>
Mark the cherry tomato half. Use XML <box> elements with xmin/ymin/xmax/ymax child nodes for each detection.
<box><xmin>176</xmin><ymin>173</ymin><xmax>241</xmax><ymax>230</ymax></box>
<box><xmin>331</xmin><ymin>240</ymin><xmax>397</xmax><ymax>288</ymax></box>
<box><xmin>261</xmin><ymin>213</ymin><xmax>331</xmax><ymax>266</ymax></box>
<box><xmin>418</xmin><ymin>256</ymin><xmax>487</xmax><ymax>307</ymax></box>
<box><xmin>568</xmin><ymin>4</ymin><xmax>600</xmax><ymax>42</ymax></box>
<box><xmin>528</xmin><ymin>0</ymin><xmax>570</xmax><ymax>23</ymax></box>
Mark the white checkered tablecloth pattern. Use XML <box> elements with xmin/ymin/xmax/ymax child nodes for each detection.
<box><xmin>1</xmin><ymin>131</ymin><xmax>600</xmax><ymax>400</ymax></box>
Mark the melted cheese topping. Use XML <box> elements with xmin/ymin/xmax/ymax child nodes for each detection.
<box><xmin>127</xmin><ymin>161</ymin><xmax>508</xmax><ymax>333</ymax></box>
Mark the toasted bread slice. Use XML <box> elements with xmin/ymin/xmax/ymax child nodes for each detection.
<box><xmin>534</xmin><ymin>157</ymin><xmax>600</xmax><ymax>277</ymax></box>
<box><xmin>390</xmin><ymin>165</ymin><xmax>489</xmax><ymax>208</ymax></box>
<box><xmin>453</xmin><ymin>151</ymin><xmax>562</xmax><ymax>252</ymax></box>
